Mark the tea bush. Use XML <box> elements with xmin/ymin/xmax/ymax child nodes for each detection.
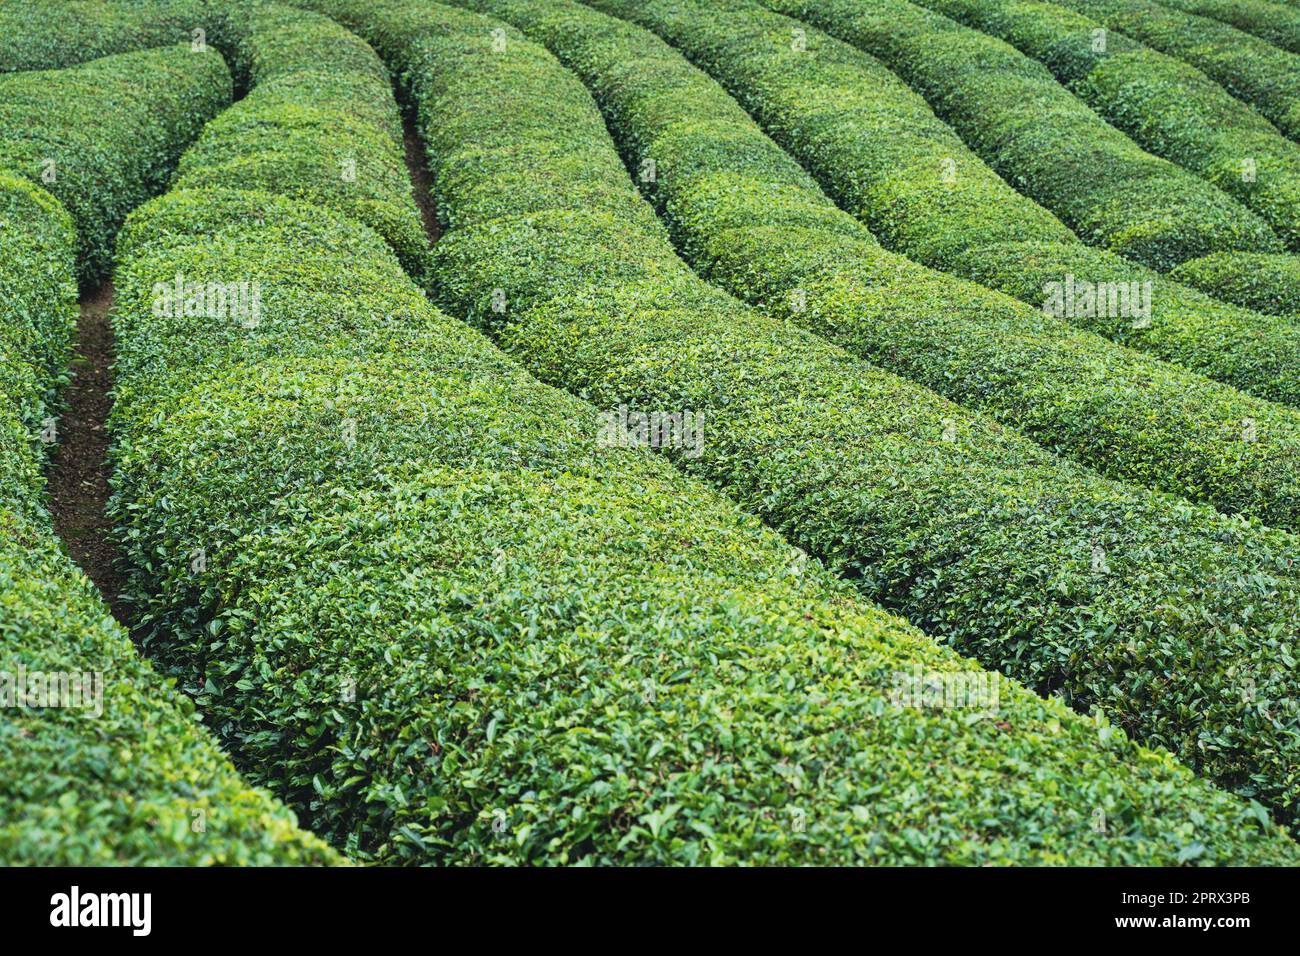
<box><xmin>606</xmin><ymin>0</ymin><xmax>1300</xmax><ymax>409</ymax></box>
<box><xmin>309</xmin><ymin>0</ymin><xmax>1300</xmax><ymax>826</ymax></box>
<box><xmin>0</xmin><ymin>44</ymin><xmax>231</xmax><ymax>284</ymax></box>
<box><xmin>455</xmin><ymin>0</ymin><xmax>1300</xmax><ymax>533</ymax></box>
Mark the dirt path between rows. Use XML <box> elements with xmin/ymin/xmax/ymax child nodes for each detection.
<box><xmin>40</xmin><ymin>112</ymin><xmax>433</xmax><ymax>634</ymax></box>
<box><xmin>47</xmin><ymin>279</ymin><xmax>128</xmax><ymax>625</ymax></box>
<box><xmin>403</xmin><ymin>109</ymin><xmax>442</xmax><ymax>243</ymax></box>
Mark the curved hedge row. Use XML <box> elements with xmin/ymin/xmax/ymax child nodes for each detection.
<box><xmin>781</xmin><ymin>0</ymin><xmax>1282</xmax><ymax>270</ymax></box>
<box><xmin>0</xmin><ymin>0</ymin><xmax>234</xmax><ymax>74</ymax></box>
<box><xmin>1154</xmin><ymin>0</ymin><xmax>1300</xmax><ymax>54</ymax></box>
<box><xmin>0</xmin><ymin>44</ymin><xmax>231</xmax><ymax>285</ymax></box>
<box><xmin>99</xmin><ymin>5</ymin><xmax>1300</xmax><ymax>868</ymax></box>
<box><xmin>639</xmin><ymin>0</ymin><xmax>1300</xmax><ymax>409</ymax></box>
<box><xmin>173</xmin><ymin>4</ymin><xmax>430</xmax><ymax>283</ymax></box>
<box><xmin>914</xmin><ymin>0</ymin><xmax>1300</xmax><ymax>253</ymax></box>
<box><xmin>1046</xmin><ymin>0</ymin><xmax>1300</xmax><ymax>142</ymax></box>
<box><xmin>1</xmin><ymin>508</ymin><xmax>339</xmax><ymax>865</ymax></box>
<box><xmin>445</xmin><ymin>0</ymin><xmax>1300</xmax><ymax>532</ymax></box>
<box><xmin>301</xmin><ymin>0</ymin><xmax>1300</xmax><ymax>827</ymax></box>
<box><xmin>0</xmin><ymin>148</ymin><xmax>334</xmax><ymax>867</ymax></box>
<box><xmin>0</xmin><ymin>2</ymin><xmax>425</xmax><ymax>279</ymax></box>
<box><xmin>125</xmin><ymin>196</ymin><xmax>1286</xmax><ymax>866</ymax></box>
<box><xmin>1172</xmin><ymin>252</ymin><xmax>1300</xmax><ymax>319</ymax></box>
<box><xmin>0</xmin><ymin>175</ymin><xmax>78</xmax><ymax>440</ymax></box>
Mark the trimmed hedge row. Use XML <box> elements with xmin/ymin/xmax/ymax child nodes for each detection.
<box><xmin>173</xmin><ymin>4</ymin><xmax>430</xmax><ymax>282</ymax></box>
<box><xmin>1046</xmin><ymin>0</ymin><xmax>1300</xmax><ymax>142</ymax></box>
<box><xmin>915</xmin><ymin>0</ymin><xmax>1300</xmax><ymax>253</ymax></box>
<box><xmin>0</xmin><ymin>508</ymin><xmax>340</xmax><ymax>865</ymax></box>
<box><xmin>0</xmin><ymin>2</ymin><xmax>426</xmax><ymax>279</ymax></box>
<box><xmin>1172</xmin><ymin>252</ymin><xmax>1300</xmax><ymax>319</ymax></box>
<box><xmin>650</xmin><ymin>0</ymin><xmax>1300</xmax><ymax>409</ymax></box>
<box><xmin>124</xmin><ymin>196</ymin><xmax>1280</xmax><ymax>866</ymax></box>
<box><xmin>780</xmin><ymin>0</ymin><xmax>1283</xmax><ymax>270</ymax></box>
<box><xmin>1154</xmin><ymin>0</ymin><xmax>1300</xmax><ymax>54</ymax></box>
<box><xmin>0</xmin><ymin>1</ymin><xmax>245</xmax><ymax>74</ymax></box>
<box><xmin>0</xmin><ymin>175</ymin><xmax>78</xmax><ymax>443</ymax></box>
<box><xmin>101</xmin><ymin>8</ymin><xmax>1300</xmax><ymax>868</ymax></box>
<box><xmin>304</xmin><ymin>0</ymin><xmax>1300</xmax><ymax>826</ymax></box>
<box><xmin>0</xmin><ymin>153</ymin><xmax>334</xmax><ymax>867</ymax></box>
<box><xmin>449</xmin><ymin>0</ymin><xmax>1300</xmax><ymax>532</ymax></box>
<box><xmin>0</xmin><ymin>44</ymin><xmax>231</xmax><ymax>285</ymax></box>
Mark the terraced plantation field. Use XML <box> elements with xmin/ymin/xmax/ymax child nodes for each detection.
<box><xmin>3</xmin><ymin>0</ymin><xmax>1300</xmax><ymax>888</ymax></box>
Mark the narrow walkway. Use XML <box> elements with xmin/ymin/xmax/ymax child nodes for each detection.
<box><xmin>47</xmin><ymin>279</ymin><xmax>127</xmax><ymax>624</ymax></box>
<box><xmin>403</xmin><ymin>108</ymin><xmax>442</xmax><ymax>242</ymax></box>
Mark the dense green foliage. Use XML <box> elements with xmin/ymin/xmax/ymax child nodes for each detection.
<box><xmin>174</xmin><ymin>4</ymin><xmax>430</xmax><ymax>281</ymax></box>
<box><xmin>0</xmin><ymin>0</ymin><xmax>227</xmax><ymax>73</ymax></box>
<box><xmin>455</xmin><ymin>0</ymin><xmax>1300</xmax><ymax>533</ymax></box>
<box><xmin>0</xmin><ymin>175</ymin><xmax>78</xmax><ymax>444</ymax></box>
<box><xmin>0</xmin><ymin>509</ymin><xmax>340</xmax><ymax>865</ymax></box>
<box><xmin>772</xmin><ymin>0</ymin><xmax>1282</xmax><ymax>269</ymax></box>
<box><xmin>0</xmin><ymin>2</ymin><xmax>423</xmax><ymax>281</ymax></box>
<box><xmin>1046</xmin><ymin>0</ymin><xmax>1300</xmax><ymax>141</ymax></box>
<box><xmin>0</xmin><ymin>166</ymin><xmax>333</xmax><ymax>867</ymax></box>
<box><xmin>9</xmin><ymin>0</ymin><xmax>1300</xmax><ymax>866</ymax></box>
<box><xmin>304</xmin><ymin>0</ymin><xmax>1300</xmax><ymax>828</ymax></box>
<box><xmin>617</xmin><ymin>0</ymin><xmax>1300</xmax><ymax>409</ymax></box>
<box><xmin>743</xmin><ymin>0</ymin><xmax>1279</xmax><ymax>272</ymax></box>
<box><xmin>1155</xmin><ymin>0</ymin><xmax>1300</xmax><ymax>53</ymax></box>
<box><xmin>1172</xmin><ymin>252</ymin><xmax>1300</xmax><ymax>318</ymax></box>
<box><xmin>0</xmin><ymin>44</ymin><xmax>230</xmax><ymax>285</ymax></box>
<box><xmin>103</xmin><ymin>4</ymin><xmax>1300</xmax><ymax>867</ymax></box>
<box><xmin>914</xmin><ymin>0</ymin><xmax>1300</xmax><ymax>252</ymax></box>
<box><xmin>911</xmin><ymin>0</ymin><xmax>1300</xmax><ymax>326</ymax></box>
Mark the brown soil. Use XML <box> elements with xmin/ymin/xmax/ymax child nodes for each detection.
<box><xmin>47</xmin><ymin>279</ymin><xmax>128</xmax><ymax>624</ymax></box>
<box><xmin>403</xmin><ymin>109</ymin><xmax>442</xmax><ymax>242</ymax></box>
<box><xmin>41</xmin><ymin>113</ymin><xmax>435</xmax><ymax>631</ymax></box>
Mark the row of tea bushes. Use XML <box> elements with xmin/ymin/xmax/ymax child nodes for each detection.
<box><xmin>100</xmin><ymin>2</ymin><xmax>1300</xmax><ymax>867</ymax></box>
<box><xmin>913</xmin><ymin>0</ymin><xmax>1300</xmax><ymax>251</ymax></box>
<box><xmin>765</xmin><ymin>0</ymin><xmax>1281</xmax><ymax>270</ymax></box>
<box><xmin>626</xmin><ymin>0</ymin><xmax>1300</xmax><ymax>409</ymax></box>
<box><xmin>449</xmin><ymin>0</ymin><xmax>1300</xmax><ymax>532</ymax></box>
<box><xmin>0</xmin><ymin>0</ymin><xmax>235</xmax><ymax>74</ymax></box>
<box><xmin>746</xmin><ymin>0</ymin><xmax>1278</xmax><ymax>272</ymax></box>
<box><xmin>911</xmin><ymin>0</ymin><xmax>1300</xmax><ymax>325</ymax></box>
<box><xmin>306</xmin><ymin>0</ymin><xmax>1300</xmax><ymax>826</ymax></box>
<box><xmin>1155</xmin><ymin>0</ymin><xmax>1300</xmax><ymax>53</ymax></box>
<box><xmin>0</xmin><ymin>72</ymin><xmax>333</xmax><ymax>866</ymax></box>
<box><xmin>172</xmin><ymin>3</ymin><xmax>430</xmax><ymax>283</ymax></box>
<box><xmin>0</xmin><ymin>44</ymin><xmax>231</xmax><ymax>285</ymax></box>
<box><xmin>0</xmin><ymin>176</ymin><xmax>79</xmax><ymax>433</ymax></box>
<box><xmin>1172</xmin><ymin>252</ymin><xmax>1300</xmax><ymax>319</ymax></box>
<box><xmin>1048</xmin><ymin>0</ymin><xmax>1300</xmax><ymax>141</ymax></box>
<box><xmin>0</xmin><ymin>2</ymin><xmax>425</xmax><ymax>282</ymax></box>
<box><xmin>0</xmin><ymin>504</ymin><xmax>339</xmax><ymax>865</ymax></box>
